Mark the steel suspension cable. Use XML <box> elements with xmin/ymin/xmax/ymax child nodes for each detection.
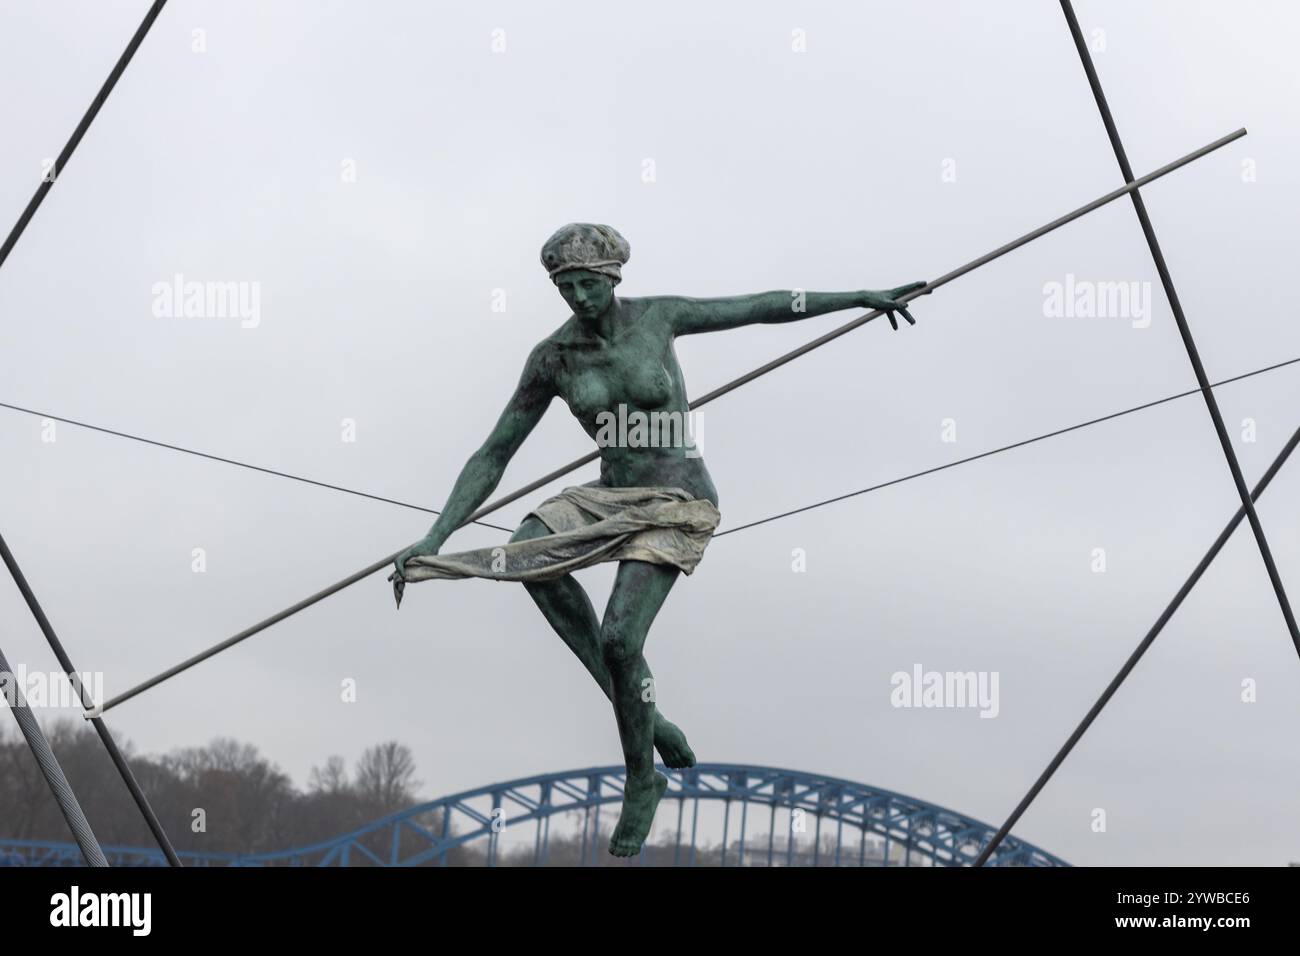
<box><xmin>0</xmin><ymin>401</ymin><xmax>512</xmax><ymax>533</ymax></box>
<box><xmin>0</xmin><ymin>0</ymin><xmax>168</xmax><ymax>269</ymax></box>
<box><xmin>713</xmin><ymin>354</ymin><xmax>1300</xmax><ymax>538</ymax></box>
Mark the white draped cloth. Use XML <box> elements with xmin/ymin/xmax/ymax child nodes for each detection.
<box><xmin>389</xmin><ymin>485</ymin><xmax>721</xmax><ymax>606</ymax></box>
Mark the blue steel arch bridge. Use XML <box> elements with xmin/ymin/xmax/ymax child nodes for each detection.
<box><xmin>0</xmin><ymin>763</ymin><xmax>1067</xmax><ymax>867</ymax></box>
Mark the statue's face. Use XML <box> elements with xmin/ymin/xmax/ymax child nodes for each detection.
<box><xmin>554</xmin><ymin>269</ymin><xmax>615</xmax><ymax>321</ymax></box>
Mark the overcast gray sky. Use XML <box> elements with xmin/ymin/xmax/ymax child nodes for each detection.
<box><xmin>1</xmin><ymin>0</ymin><xmax>1298</xmax><ymax>865</ymax></box>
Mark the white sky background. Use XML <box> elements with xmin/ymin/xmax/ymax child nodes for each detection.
<box><xmin>1</xmin><ymin>0</ymin><xmax>1298</xmax><ymax>866</ymax></box>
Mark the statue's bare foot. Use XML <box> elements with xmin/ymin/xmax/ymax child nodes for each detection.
<box><xmin>608</xmin><ymin>772</ymin><xmax>667</xmax><ymax>857</ymax></box>
<box><xmin>653</xmin><ymin>718</ymin><xmax>696</xmax><ymax>769</ymax></box>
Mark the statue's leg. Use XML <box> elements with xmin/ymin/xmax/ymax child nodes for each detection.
<box><xmin>510</xmin><ymin>517</ymin><xmax>695</xmax><ymax>768</ymax></box>
<box><xmin>602</xmin><ymin>559</ymin><xmax>679</xmax><ymax>856</ymax></box>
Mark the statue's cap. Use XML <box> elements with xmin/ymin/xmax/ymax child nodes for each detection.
<box><xmin>540</xmin><ymin>223</ymin><xmax>630</xmax><ymax>283</ymax></box>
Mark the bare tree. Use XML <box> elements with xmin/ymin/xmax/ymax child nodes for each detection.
<box><xmin>309</xmin><ymin>755</ymin><xmax>349</xmax><ymax>794</ymax></box>
<box><xmin>0</xmin><ymin>725</ymin><xmax>446</xmax><ymax>862</ymax></box>
<box><xmin>354</xmin><ymin>741</ymin><xmax>420</xmax><ymax>813</ymax></box>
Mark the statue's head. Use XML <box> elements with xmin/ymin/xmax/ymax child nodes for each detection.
<box><xmin>540</xmin><ymin>223</ymin><xmax>629</xmax><ymax>320</ymax></box>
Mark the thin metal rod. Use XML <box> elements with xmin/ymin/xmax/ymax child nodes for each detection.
<box><xmin>974</xmin><ymin>422</ymin><xmax>1300</xmax><ymax>866</ymax></box>
<box><xmin>1061</xmin><ymin>0</ymin><xmax>1299</xmax><ymax>656</ymax></box>
<box><xmin>0</xmin><ymin>642</ymin><xmax>108</xmax><ymax>866</ymax></box>
<box><xmin>0</xmin><ymin>1</ymin><xmax>169</xmax><ymax>269</ymax></box>
<box><xmin>0</xmin><ymin>531</ymin><xmax>182</xmax><ymax>866</ymax></box>
<box><xmin>98</xmin><ymin>128</ymin><xmax>1247</xmax><ymax>715</ymax></box>
<box><xmin>684</xmin><ymin>126</ymin><xmax>1247</xmax><ymax>409</ymax></box>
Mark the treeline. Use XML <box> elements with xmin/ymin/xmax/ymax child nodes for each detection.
<box><xmin>0</xmin><ymin>719</ymin><xmax>475</xmax><ymax>863</ymax></box>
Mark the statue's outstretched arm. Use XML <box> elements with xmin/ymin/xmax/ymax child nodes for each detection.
<box><xmin>668</xmin><ymin>281</ymin><xmax>928</xmax><ymax>335</ymax></box>
<box><xmin>394</xmin><ymin>346</ymin><xmax>553</xmax><ymax>576</ymax></box>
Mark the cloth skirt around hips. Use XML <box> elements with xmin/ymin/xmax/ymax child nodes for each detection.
<box><xmin>389</xmin><ymin>485</ymin><xmax>722</xmax><ymax>607</ymax></box>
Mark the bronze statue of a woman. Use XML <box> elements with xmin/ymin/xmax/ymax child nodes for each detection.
<box><xmin>392</xmin><ymin>223</ymin><xmax>924</xmax><ymax>856</ymax></box>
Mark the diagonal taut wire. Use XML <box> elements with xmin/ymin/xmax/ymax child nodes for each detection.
<box><xmin>973</xmin><ymin>421</ymin><xmax>1300</xmax><ymax>866</ymax></box>
<box><xmin>0</xmin><ymin>401</ymin><xmax>513</xmax><ymax>533</ymax></box>
<box><xmin>713</xmin><ymin>353</ymin><xmax>1300</xmax><ymax>537</ymax></box>
<box><xmin>96</xmin><ymin>129</ymin><xmax>1249</xmax><ymax>715</ymax></box>
<box><xmin>1061</xmin><ymin>0</ymin><xmax>1299</xmax><ymax>656</ymax></box>
<box><xmin>0</xmin><ymin>1</ymin><xmax>168</xmax><ymax>269</ymax></box>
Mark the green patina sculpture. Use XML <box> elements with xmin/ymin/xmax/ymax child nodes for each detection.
<box><xmin>394</xmin><ymin>223</ymin><xmax>924</xmax><ymax>856</ymax></box>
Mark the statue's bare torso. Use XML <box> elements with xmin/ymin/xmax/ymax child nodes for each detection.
<box><xmin>536</xmin><ymin>297</ymin><xmax>718</xmax><ymax>506</ymax></box>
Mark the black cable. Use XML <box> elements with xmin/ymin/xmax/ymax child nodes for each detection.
<box><xmin>0</xmin><ymin>1</ymin><xmax>169</xmax><ymax>269</ymax></box>
<box><xmin>714</xmin><ymin>354</ymin><xmax>1300</xmax><ymax>537</ymax></box>
<box><xmin>0</xmin><ymin>401</ymin><xmax>513</xmax><ymax>534</ymax></box>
